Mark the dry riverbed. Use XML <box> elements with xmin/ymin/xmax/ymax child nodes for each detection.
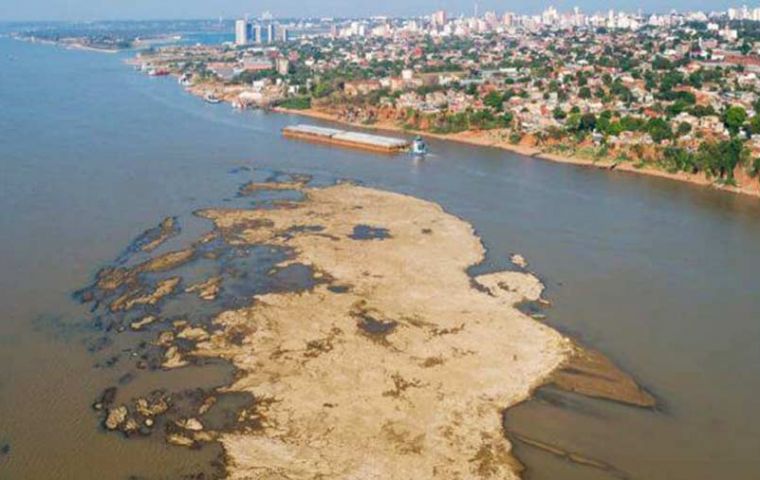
<box><xmin>76</xmin><ymin>174</ymin><xmax>653</xmax><ymax>479</ymax></box>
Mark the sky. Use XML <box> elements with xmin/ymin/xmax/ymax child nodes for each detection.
<box><xmin>0</xmin><ymin>0</ymin><xmax>745</xmax><ymax>22</ymax></box>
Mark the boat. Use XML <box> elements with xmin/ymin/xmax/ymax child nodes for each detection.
<box><xmin>204</xmin><ymin>93</ymin><xmax>222</xmax><ymax>104</ymax></box>
<box><xmin>282</xmin><ymin>125</ymin><xmax>409</xmax><ymax>153</ymax></box>
<box><xmin>178</xmin><ymin>73</ymin><xmax>192</xmax><ymax>86</ymax></box>
<box><xmin>411</xmin><ymin>136</ymin><xmax>428</xmax><ymax>156</ymax></box>
<box><xmin>148</xmin><ymin>68</ymin><xmax>170</xmax><ymax>77</ymax></box>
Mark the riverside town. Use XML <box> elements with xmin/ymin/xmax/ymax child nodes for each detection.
<box><xmin>113</xmin><ymin>6</ymin><xmax>760</xmax><ymax>194</ymax></box>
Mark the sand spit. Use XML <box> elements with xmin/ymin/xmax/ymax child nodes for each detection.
<box><xmin>188</xmin><ymin>183</ymin><xmax>573</xmax><ymax>479</ymax></box>
<box><xmin>113</xmin><ymin>216</ymin><xmax>180</xmax><ymax>265</ymax></box>
<box><xmin>508</xmin><ymin>432</ymin><xmax>625</xmax><ymax>478</ymax></box>
<box><xmin>548</xmin><ymin>345</ymin><xmax>656</xmax><ymax>408</ymax></box>
<box><xmin>239</xmin><ymin>175</ymin><xmax>312</xmax><ymax>196</ymax></box>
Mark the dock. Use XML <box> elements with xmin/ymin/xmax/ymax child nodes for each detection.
<box><xmin>282</xmin><ymin>125</ymin><xmax>409</xmax><ymax>153</ymax></box>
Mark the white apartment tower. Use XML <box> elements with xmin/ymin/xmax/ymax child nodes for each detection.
<box><xmin>235</xmin><ymin>19</ymin><xmax>250</xmax><ymax>45</ymax></box>
<box><xmin>432</xmin><ymin>10</ymin><xmax>447</xmax><ymax>27</ymax></box>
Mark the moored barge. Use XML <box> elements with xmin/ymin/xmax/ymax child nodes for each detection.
<box><xmin>283</xmin><ymin>124</ymin><xmax>410</xmax><ymax>153</ymax></box>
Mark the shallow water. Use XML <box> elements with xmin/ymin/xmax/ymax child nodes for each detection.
<box><xmin>1</xmin><ymin>36</ymin><xmax>760</xmax><ymax>479</ymax></box>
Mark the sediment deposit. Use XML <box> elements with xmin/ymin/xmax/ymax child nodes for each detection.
<box><xmin>78</xmin><ymin>176</ymin><xmax>654</xmax><ymax>479</ymax></box>
<box><xmin>190</xmin><ymin>182</ymin><xmax>571</xmax><ymax>479</ymax></box>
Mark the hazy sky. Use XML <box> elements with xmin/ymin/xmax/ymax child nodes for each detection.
<box><xmin>0</xmin><ymin>0</ymin><xmax>745</xmax><ymax>22</ymax></box>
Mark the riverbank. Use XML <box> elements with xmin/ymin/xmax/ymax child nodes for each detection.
<box><xmin>273</xmin><ymin>106</ymin><xmax>760</xmax><ymax>199</ymax></box>
<box><xmin>132</xmin><ymin>57</ymin><xmax>759</xmax><ymax>199</ymax></box>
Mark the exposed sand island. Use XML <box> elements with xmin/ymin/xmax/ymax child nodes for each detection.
<box><xmin>188</xmin><ymin>182</ymin><xmax>571</xmax><ymax>479</ymax></box>
<box><xmin>80</xmin><ymin>177</ymin><xmax>653</xmax><ymax>478</ymax></box>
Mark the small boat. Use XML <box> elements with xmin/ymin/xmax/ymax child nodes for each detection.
<box><xmin>204</xmin><ymin>93</ymin><xmax>222</xmax><ymax>104</ymax></box>
<box><xmin>178</xmin><ymin>73</ymin><xmax>192</xmax><ymax>86</ymax></box>
<box><xmin>411</xmin><ymin>136</ymin><xmax>428</xmax><ymax>156</ymax></box>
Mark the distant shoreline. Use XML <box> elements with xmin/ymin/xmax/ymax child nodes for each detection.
<box><xmin>12</xmin><ymin>35</ymin><xmax>122</xmax><ymax>53</ymax></box>
<box><xmin>272</xmin><ymin>106</ymin><xmax>760</xmax><ymax>199</ymax></box>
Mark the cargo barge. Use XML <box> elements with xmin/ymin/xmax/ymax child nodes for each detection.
<box><xmin>282</xmin><ymin>124</ymin><xmax>410</xmax><ymax>153</ymax></box>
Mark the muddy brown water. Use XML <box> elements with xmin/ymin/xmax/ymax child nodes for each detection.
<box><xmin>1</xmin><ymin>35</ymin><xmax>760</xmax><ymax>479</ymax></box>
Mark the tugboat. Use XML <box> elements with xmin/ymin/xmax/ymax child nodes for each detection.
<box><xmin>411</xmin><ymin>136</ymin><xmax>428</xmax><ymax>156</ymax></box>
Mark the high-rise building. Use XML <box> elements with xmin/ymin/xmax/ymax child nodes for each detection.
<box><xmin>266</xmin><ymin>24</ymin><xmax>275</xmax><ymax>43</ymax></box>
<box><xmin>278</xmin><ymin>26</ymin><xmax>289</xmax><ymax>42</ymax></box>
<box><xmin>253</xmin><ymin>24</ymin><xmax>263</xmax><ymax>43</ymax></box>
<box><xmin>235</xmin><ymin>19</ymin><xmax>251</xmax><ymax>45</ymax></box>
<box><xmin>432</xmin><ymin>10</ymin><xmax>447</xmax><ymax>27</ymax></box>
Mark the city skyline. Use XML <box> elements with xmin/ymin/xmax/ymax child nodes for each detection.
<box><xmin>1</xmin><ymin>0</ymin><xmax>757</xmax><ymax>22</ymax></box>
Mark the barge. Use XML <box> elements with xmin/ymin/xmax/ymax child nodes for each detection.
<box><xmin>282</xmin><ymin>124</ymin><xmax>410</xmax><ymax>153</ymax></box>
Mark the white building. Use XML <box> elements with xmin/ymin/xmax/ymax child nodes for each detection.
<box><xmin>235</xmin><ymin>19</ymin><xmax>251</xmax><ymax>46</ymax></box>
<box><xmin>266</xmin><ymin>24</ymin><xmax>275</xmax><ymax>44</ymax></box>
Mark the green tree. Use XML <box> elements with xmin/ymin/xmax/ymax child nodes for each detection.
<box><xmin>696</xmin><ymin>138</ymin><xmax>747</xmax><ymax>179</ymax></box>
<box><xmin>313</xmin><ymin>82</ymin><xmax>333</xmax><ymax>98</ymax></box>
<box><xmin>724</xmin><ymin>106</ymin><xmax>748</xmax><ymax>135</ymax></box>
<box><xmin>483</xmin><ymin>91</ymin><xmax>504</xmax><ymax>111</ymax></box>
<box><xmin>663</xmin><ymin>146</ymin><xmax>696</xmax><ymax>172</ymax></box>
<box><xmin>677</xmin><ymin>121</ymin><xmax>692</xmax><ymax>137</ymax></box>
<box><xmin>620</xmin><ymin>115</ymin><xmax>646</xmax><ymax>131</ymax></box>
<box><xmin>646</xmin><ymin>117</ymin><xmax>673</xmax><ymax>143</ymax></box>
<box><xmin>579</xmin><ymin>113</ymin><xmax>597</xmax><ymax>131</ymax></box>
<box><xmin>691</xmin><ymin>104</ymin><xmax>716</xmax><ymax>117</ymax></box>
<box><xmin>750</xmin><ymin>115</ymin><xmax>760</xmax><ymax>135</ymax></box>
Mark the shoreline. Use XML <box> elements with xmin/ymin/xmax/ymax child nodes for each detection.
<box><xmin>12</xmin><ymin>36</ymin><xmax>121</xmax><ymax>54</ymax></box>
<box><xmin>273</xmin><ymin>106</ymin><xmax>760</xmax><ymax>199</ymax></box>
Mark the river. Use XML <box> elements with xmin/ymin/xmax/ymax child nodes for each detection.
<box><xmin>1</xmin><ymin>35</ymin><xmax>759</xmax><ymax>479</ymax></box>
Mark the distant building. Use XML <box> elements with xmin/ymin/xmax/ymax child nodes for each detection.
<box><xmin>241</xmin><ymin>56</ymin><xmax>273</xmax><ymax>72</ymax></box>
<box><xmin>235</xmin><ymin>19</ymin><xmax>251</xmax><ymax>45</ymax></box>
<box><xmin>208</xmin><ymin>62</ymin><xmax>237</xmax><ymax>81</ymax></box>
<box><xmin>276</xmin><ymin>57</ymin><xmax>290</xmax><ymax>75</ymax></box>
<box><xmin>432</xmin><ymin>10</ymin><xmax>447</xmax><ymax>27</ymax></box>
<box><xmin>266</xmin><ymin>24</ymin><xmax>275</xmax><ymax>44</ymax></box>
<box><xmin>343</xmin><ymin>79</ymin><xmax>382</xmax><ymax>96</ymax></box>
<box><xmin>253</xmin><ymin>24</ymin><xmax>263</xmax><ymax>44</ymax></box>
<box><xmin>278</xmin><ymin>26</ymin><xmax>289</xmax><ymax>42</ymax></box>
